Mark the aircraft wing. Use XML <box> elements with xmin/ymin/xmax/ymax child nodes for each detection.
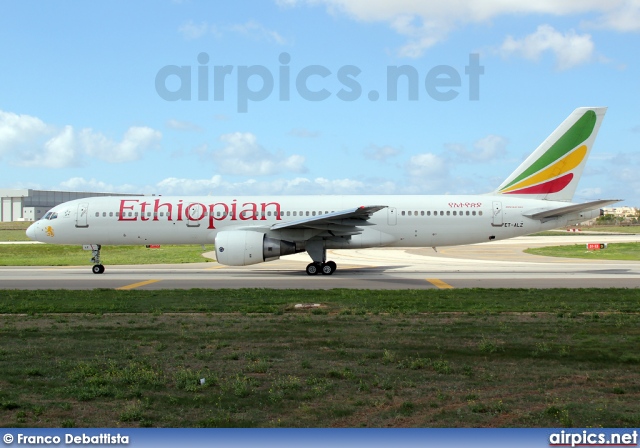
<box><xmin>270</xmin><ymin>205</ymin><xmax>387</xmax><ymax>235</ymax></box>
<box><xmin>524</xmin><ymin>199</ymin><xmax>622</xmax><ymax>220</ymax></box>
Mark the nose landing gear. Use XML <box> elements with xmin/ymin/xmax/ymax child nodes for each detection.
<box><xmin>90</xmin><ymin>245</ymin><xmax>105</xmax><ymax>274</ymax></box>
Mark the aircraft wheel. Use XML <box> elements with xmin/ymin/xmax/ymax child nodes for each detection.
<box><xmin>321</xmin><ymin>262</ymin><xmax>335</xmax><ymax>275</ymax></box>
<box><xmin>92</xmin><ymin>264</ymin><xmax>105</xmax><ymax>274</ymax></box>
<box><xmin>326</xmin><ymin>261</ymin><xmax>337</xmax><ymax>273</ymax></box>
<box><xmin>306</xmin><ymin>263</ymin><xmax>320</xmax><ymax>275</ymax></box>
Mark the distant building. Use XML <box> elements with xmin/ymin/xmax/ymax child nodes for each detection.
<box><xmin>0</xmin><ymin>189</ymin><xmax>144</xmax><ymax>222</ymax></box>
<box><xmin>601</xmin><ymin>206</ymin><xmax>638</xmax><ymax>218</ymax></box>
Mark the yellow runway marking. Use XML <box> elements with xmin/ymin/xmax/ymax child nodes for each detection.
<box><xmin>116</xmin><ymin>279</ymin><xmax>161</xmax><ymax>290</ymax></box>
<box><xmin>426</xmin><ymin>278</ymin><xmax>454</xmax><ymax>289</ymax></box>
<box><xmin>205</xmin><ymin>264</ymin><xmax>227</xmax><ymax>270</ymax></box>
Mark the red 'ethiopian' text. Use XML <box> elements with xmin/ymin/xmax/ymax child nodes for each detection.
<box><xmin>117</xmin><ymin>199</ymin><xmax>282</xmax><ymax>229</ymax></box>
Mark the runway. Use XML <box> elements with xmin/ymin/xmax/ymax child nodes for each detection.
<box><xmin>1</xmin><ymin>235</ymin><xmax>638</xmax><ymax>289</ymax></box>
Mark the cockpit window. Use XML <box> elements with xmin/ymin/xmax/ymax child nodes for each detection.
<box><xmin>49</xmin><ymin>212</ymin><xmax>58</xmax><ymax>220</ymax></box>
<box><xmin>43</xmin><ymin>212</ymin><xmax>53</xmax><ymax>220</ymax></box>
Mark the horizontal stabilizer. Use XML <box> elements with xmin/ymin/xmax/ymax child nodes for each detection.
<box><xmin>524</xmin><ymin>199</ymin><xmax>621</xmax><ymax>220</ymax></box>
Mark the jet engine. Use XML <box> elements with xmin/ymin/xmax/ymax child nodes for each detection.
<box><xmin>214</xmin><ymin>230</ymin><xmax>300</xmax><ymax>266</ymax></box>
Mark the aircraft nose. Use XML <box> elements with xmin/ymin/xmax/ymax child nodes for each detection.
<box><xmin>26</xmin><ymin>222</ymin><xmax>37</xmax><ymax>240</ymax></box>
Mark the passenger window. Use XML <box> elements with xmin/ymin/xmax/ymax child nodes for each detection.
<box><xmin>472</xmin><ymin>211</ymin><xmax>476</xmax><ymax>216</ymax></box>
<box><xmin>479</xmin><ymin>211</ymin><xmax>483</xmax><ymax>216</ymax></box>
<box><xmin>103</xmin><ymin>212</ymin><xmax>107</xmax><ymax>217</ymax></box>
<box><xmin>421</xmin><ymin>211</ymin><xmax>424</xmax><ymax>216</ymax></box>
<box><xmin>466</xmin><ymin>211</ymin><xmax>470</xmax><ymax>216</ymax></box>
<box><xmin>312</xmin><ymin>211</ymin><xmax>316</xmax><ymax>216</ymax></box>
<box><xmin>427</xmin><ymin>211</ymin><xmax>431</xmax><ymax>216</ymax></box>
<box><xmin>440</xmin><ymin>211</ymin><xmax>444</xmax><ymax>216</ymax></box>
<box><xmin>453</xmin><ymin>211</ymin><xmax>457</xmax><ymax>216</ymax></box>
<box><xmin>286</xmin><ymin>211</ymin><xmax>290</xmax><ymax>216</ymax></box>
<box><xmin>306</xmin><ymin>211</ymin><xmax>309</xmax><ymax>216</ymax></box>
<box><xmin>401</xmin><ymin>211</ymin><xmax>406</xmax><ymax>216</ymax></box>
<box><xmin>293</xmin><ymin>211</ymin><xmax>297</xmax><ymax>216</ymax></box>
<box><xmin>116</xmin><ymin>212</ymin><xmax>119</xmax><ymax>217</ymax></box>
<box><xmin>446</xmin><ymin>211</ymin><xmax>450</xmax><ymax>216</ymax></box>
<box><xmin>109</xmin><ymin>212</ymin><xmax>113</xmax><ymax>217</ymax></box>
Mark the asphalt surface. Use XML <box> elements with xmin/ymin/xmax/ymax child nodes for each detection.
<box><xmin>1</xmin><ymin>234</ymin><xmax>638</xmax><ymax>289</ymax></box>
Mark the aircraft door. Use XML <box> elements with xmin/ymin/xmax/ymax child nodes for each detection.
<box><xmin>491</xmin><ymin>201</ymin><xmax>503</xmax><ymax>227</ymax></box>
<box><xmin>185</xmin><ymin>202</ymin><xmax>205</xmax><ymax>228</ymax></box>
<box><xmin>388</xmin><ymin>207</ymin><xmax>397</xmax><ymax>226</ymax></box>
<box><xmin>76</xmin><ymin>202</ymin><xmax>89</xmax><ymax>228</ymax></box>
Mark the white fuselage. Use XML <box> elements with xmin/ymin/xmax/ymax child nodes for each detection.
<box><xmin>26</xmin><ymin>194</ymin><xmax>594</xmax><ymax>250</ymax></box>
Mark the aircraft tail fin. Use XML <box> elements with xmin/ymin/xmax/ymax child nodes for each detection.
<box><xmin>494</xmin><ymin>107</ymin><xmax>607</xmax><ymax>202</ymax></box>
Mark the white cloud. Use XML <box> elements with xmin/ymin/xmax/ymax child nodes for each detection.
<box><xmin>0</xmin><ymin>109</ymin><xmax>162</xmax><ymax>168</ymax></box>
<box><xmin>289</xmin><ymin>128</ymin><xmax>320</xmax><ymax>138</ymax></box>
<box><xmin>178</xmin><ymin>20</ymin><xmax>210</xmax><ymax>40</ymax></box>
<box><xmin>153</xmin><ymin>174</ymin><xmax>389</xmax><ymax>195</ymax></box>
<box><xmin>0</xmin><ymin>110</ymin><xmax>52</xmax><ymax>155</ymax></box>
<box><xmin>212</xmin><ymin>132</ymin><xmax>307</xmax><ymax>176</ymax></box>
<box><xmin>586</xmin><ymin>0</ymin><xmax>640</xmax><ymax>31</ymax></box>
<box><xmin>279</xmin><ymin>0</ymin><xmax>633</xmax><ymax>57</ymax></box>
<box><xmin>156</xmin><ymin>175</ymin><xmax>225</xmax><ymax>195</ymax></box>
<box><xmin>364</xmin><ymin>144</ymin><xmax>402</xmax><ymax>161</ymax></box>
<box><xmin>500</xmin><ymin>25</ymin><xmax>595</xmax><ymax>70</ymax></box>
<box><xmin>80</xmin><ymin>126</ymin><xmax>162</xmax><ymax>163</ymax></box>
<box><xmin>406</xmin><ymin>153</ymin><xmax>447</xmax><ymax>177</ymax></box>
<box><xmin>230</xmin><ymin>20</ymin><xmax>287</xmax><ymax>45</ymax></box>
<box><xmin>166</xmin><ymin>119</ymin><xmax>202</xmax><ymax>132</ymax></box>
<box><xmin>57</xmin><ymin>177</ymin><xmax>138</xmax><ymax>193</ymax></box>
<box><xmin>447</xmin><ymin>134</ymin><xmax>508</xmax><ymax>162</ymax></box>
<box><xmin>178</xmin><ymin>19</ymin><xmax>286</xmax><ymax>44</ymax></box>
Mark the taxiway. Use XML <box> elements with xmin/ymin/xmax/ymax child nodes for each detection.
<box><xmin>0</xmin><ymin>234</ymin><xmax>638</xmax><ymax>289</ymax></box>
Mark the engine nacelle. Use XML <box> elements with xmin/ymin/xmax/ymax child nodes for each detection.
<box><xmin>214</xmin><ymin>230</ymin><xmax>299</xmax><ymax>266</ymax></box>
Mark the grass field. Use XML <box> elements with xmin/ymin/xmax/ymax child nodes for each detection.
<box><xmin>0</xmin><ymin>289</ymin><xmax>638</xmax><ymax>428</ymax></box>
<box><xmin>0</xmin><ymin>244</ymin><xmax>214</xmax><ymax>266</ymax></box>
<box><xmin>0</xmin><ymin>221</ymin><xmax>30</xmax><ymax>242</ymax></box>
<box><xmin>525</xmin><ymin>243</ymin><xmax>640</xmax><ymax>261</ymax></box>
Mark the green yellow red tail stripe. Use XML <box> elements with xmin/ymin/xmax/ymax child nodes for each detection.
<box><xmin>498</xmin><ymin>110</ymin><xmax>597</xmax><ymax>196</ymax></box>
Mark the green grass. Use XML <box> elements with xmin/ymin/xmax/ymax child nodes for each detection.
<box><xmin>525</xmin><ymin>243</ymin><xmax>640</xmax><ymax>261</ymax></box>
<box><xmin>530</xmin><ymin>226</ymin><xmax>640</xmax><ymax>236</ymax></box>
<box><xmin>0</xmin><ymin>288</ymin><xmax>639</xmax><ymax>314</ymax></box>
<box><xmin>0</xmin><ymin>244</ymin><xmax>214</xmax><ymax>266</ymax></box>
<box><xmin>0</xmin><ymin>221</ymin><xmax>31</xmax><ymax>241</ymax></box>
<box><xmin>0</xmin><ymin>289</ymin><xmax>638</xmax><ymax>428</ymax></box>
<box><xmin>583</xmin><ymin>225</ymin><xmax>640</xmax><ymax>234</ymax></box>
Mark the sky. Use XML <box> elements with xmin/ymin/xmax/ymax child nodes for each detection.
<box><xmin>1</xmin><ymin>0</ymin><xmax>639</xmax><ymax>205</ymax></box>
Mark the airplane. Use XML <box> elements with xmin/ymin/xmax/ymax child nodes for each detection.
<box><xmin>26</xmin><ymin>107</ymin><xmax>620</xmax><ymax>275</ymax></box>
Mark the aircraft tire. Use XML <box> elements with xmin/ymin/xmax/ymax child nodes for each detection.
<box><xmin>306</xmin><ymin>263</ymin><xmax>320</xmax><ymax>275</ymax></box>
<box><xmin>321</xmin><ymin>262</ymin><xmax>335</xmax><ymax>275</ymax></box>
<box><xmin>92</xmin><ymin>264</ymin><xmax>105</xmax><ymax>274</ymax></box>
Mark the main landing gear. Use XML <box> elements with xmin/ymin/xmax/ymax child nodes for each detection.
<box><xmin>305</xmin><ymin>240</ymin><xmax>336</xmax><ymax>275</ymax></box>
<box><xmin>90</xmin><ymin>245</ymin><xmax>105</xmax><ymax>274</ymax></box>
<box><xmin>306</xmin><ymin>260</ymin><xmax>337</xmax><ymax>276</ymax></box>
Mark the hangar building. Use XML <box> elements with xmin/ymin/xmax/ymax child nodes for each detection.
<box><xmin>0</xmin><ymin>189</ymin><xmax>143</xmax><ymax>222</ymax></box>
